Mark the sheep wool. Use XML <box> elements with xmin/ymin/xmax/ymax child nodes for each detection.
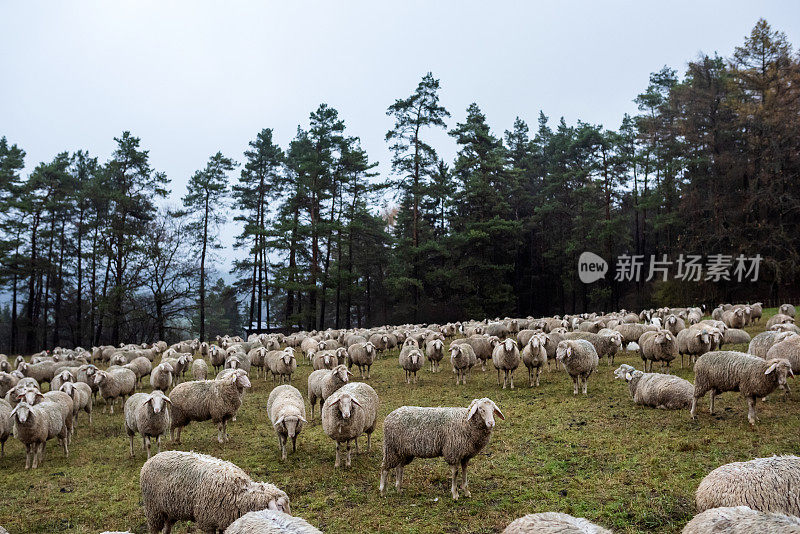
<box><xmin>556</xmin><ymin>340</ymin><xmax>599</xmax><ymax>395</ymax></box>
<box><xmin>141</xmin><ymin>450</ymin><xmax>290</xmax><ymax>534</ymax></box>
<box><xmin>321</xmin><ymin>381</ymin><xmax>378</xmax><ymax>468</ymax></box>
<box><xmin>224</xmin><ymin>509</ymin><xmax>322</xmax><ymax>534</ymax></box>
<box><xmin>696</xmin><ymin>456</ymin><xmax>800</xmax><ymax>516</ymax></box>
<box><xmin>267</xmin><ymin>384</ymin><xmax>306</xmax><ymax>461</ymax></box>
<box><xmin>682</xmin><ymin>506</ymin><xmax>800</xmax><ymax>534</ymax></box>
<box><xmin>502</xmin><ymin>512</ymin><xmax>612</xmax><ymax>533</ymax></box>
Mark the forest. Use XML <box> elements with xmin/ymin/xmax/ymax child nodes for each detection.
<box><xmin>0</xmin><ymin>19</ymin><xmax>798</xmax><ymax>351</ymax></box>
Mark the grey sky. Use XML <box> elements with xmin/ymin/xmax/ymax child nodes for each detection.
<box><xmin>2</xmin><ymin>1</ymin><xmax>799</xmax><ymax>272</ymax></box>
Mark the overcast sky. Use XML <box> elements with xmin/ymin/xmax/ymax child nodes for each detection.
<box><xmin>2</xmin><ymin>1</ymin><xmax>799</xmax><ymax>272</ymax></box>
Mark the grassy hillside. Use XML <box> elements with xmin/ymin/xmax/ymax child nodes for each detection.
<box><xmin>2</xmin><ymin>308</ymin><xmax>799</xmax><ymax>533</ymax></box>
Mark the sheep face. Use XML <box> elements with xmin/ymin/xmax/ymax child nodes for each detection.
<box><xmin>93</xmin><ymin>371</ymin><xmax>108</xmax><ymax>385</ymax></box>
<box><xmin>275</xmin><ymin>414</ymin><xmax>306</xmax><ymax>438</ymax></box>
<box><xmin>281</xmin><ymin>352</ymin><xmax>294</xmax><ymax>366</ymax></box>
<box><xmin>502</xmin><ymin>339</ymin><xmax>515</xmax><ymax>353</ymax></box>
<box><xmin>59</xmin><ymin>383</ymin><xmax>75</xmax><ymax>396</ymax></box>
<box><xmin>409</xmin><ymin>350</ymin><xmax>421</xmax><ymax>366</ymax></box>
<box><xmin>555</xmin><ymin>342</ymin><xmax>572</xmax><ymax>363</ymax></box>
<box><xmin>17</xmin><ymin>387</ymin><xmax>43</xmax><ymax>405</ymax></box>
<box><xmin>404</xmin><ymin>338</ymin><xmax>418</xmax><ymax>349</ymax></box>
<box><xmin>332</xmin><ymin>365</ymin><xmax>351</xmax><ymax>383</ymax></box>
<box><xmin>488</xmin><ymin>336</ymin><xmax>501</xmax><ymax>348</ymax></box>
<box><xmin>696</xmin><ymin>329</ymin><xmax>710</xmax><ymax>345</ymax></box>
<box><xmin>365</xmin><ymin>342</ymin><xmax>376</xmax><ymax>355</ymax></box>
<box><xmin>330</xmin><ymin>393</ymin><xmax>360</xmax><ymax>420</ymax></box>
<box><xmin>765</xmin><ymin>359</ymin><xmax>793</xmax><ymax>388</ymax></box>
<box><xmin>227</xmin><ymin>369</ymin><xmax>251</xmax><ymax>389</ymax></box>
<box><xmin>467</xmin><ymin>398</ymin><xmax>504</xmax><ymax>429</ymax></box>
<box><xmin>17</xmin><ymin>361</ymin><xmax>28</xmax><ymax>372</ymax></box>
<box><xmin>11</xmin><ymin>401</ymin><xmax>33</xmax><ymax>424</ymax></box>
<box><xmin>147</xmin><ymin>392</ymin><xmax>170</xmax><ymax>414</ymax></box>
<box><xmin>57</xmin><ymin>370</ymin><xmax>73</xmax><ymax>383</ymax></box>
<box><xmin>613</xmin><ymin>364</ymin><xmax>635</xmax><ymax>380</ymax></box>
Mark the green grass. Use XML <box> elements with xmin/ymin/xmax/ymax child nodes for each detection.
<box><xmin>2</xmin><ymin>308</ymin><xmax>800</xmax><ymax>533</ymax></box>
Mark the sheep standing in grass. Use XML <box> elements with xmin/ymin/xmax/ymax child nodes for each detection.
<box><xmin>682</xmin><ymin>506</ymin><xmax>800</xmax><ymax>534</ymax></box>
<box><xmin>11</xmin><ymin>401</ymin><xmax>69</xmax><ymax>469</ymax></box>
<box><xmin>267</xmin><ymin>385</ymin><xmax>306</xmax><ymax>461</ymax></box>
<box><xmin>451</xmin><ymin>336</ymin><xmax>495</xmax><ymax>371</ymax></box>
<box><xmin>780</xmin><ymin>303</ymin><xmax>797</xmax><ymax>318</ymax></box>
<box><xmin>267</xmin><ymin>349</ymin><xmax>297</xmax><ymax>384</ymax></box>
<box><xmin>676</xmin><ymin>327</ymin><xmax>712</xmax><ymax>368</ymax></box>
<box><xmin>150</xmin><ymin>362</ymin><xmax>174</xmax><ymax>393</ymax></box>
<box><xmin>556</xmin><ymin>340</ymin><xmax>599</xmax><ymax>395</ymax></box>
<box><xmin>425</xmin><ymin>339</ymin><xmax>445</xmax><ymax>372</ymax></box>
<box><xmin>502</xmin><ymin>513</ymin><xmax>612</xmax><ymax>533</ymax></box>
<box><xmin>0</xmin><ymin>398</ymin><xmax>11</xmax><ymax>456</ymax></box>
<box><xmin>0</xmin><ymin>371</ymin><xmax>20</xmax><ymax>398</ymax></box>
<box><xmin>347</xmin><ymin>342</ymin><xmax>377</xmax><ymax>379</ymax></box>
<box><xmin>50</xmin><ymin>369</ymin><xmax>75</xmax><ymax>392</ymax></box>
<box><xmin>380</xmin><ymin>398</ymin><xmax>504</xmax><ymax>500</ymax></box>
<box><xmin>638</xmin><ymin>330</ymin><xmax>677</xmax><ymax>372</ymax></box>
<box><xmin>170</xmin><ymin>369</ymin><xmax>251</xmax><ymax>444</ymax></box>
<box><xmin>124</xmin><ymin>390</ymin><xmax>171</xmax><ymax>459</ymax></box>
<box><xmin>695</xmin><ymin>456</ymin><xmax>800</xmax><ymax>516</ymax></box>
<box><xmin>191</xmin><ymin>359</ymin><xmax>208</xmax><ymax>381</ymax></box>
<box><xmin>492</xmin><ymin>338</ymin><xmax>521</xmax><ymax>389</ymax></box>
<box><xmin>521</xmin><ymin>334</ymin><xmax>547</xmax><ymax>387</ymax></box>
<box><xmin>312</xmin><ymin>350</ymin><xmax>336</xmax><ymax>371</ymax></box>
<box><xmin>224</xmin><ymin>510</ymin><xmax>321</xmax><ymax>534</ymax></box>
<box><xmin>399</xmin><ymin>348</ymin><xmax>423</xmax><ymax>384</ymax></box>
<box><xmin>58</xmin><ymin>381</ymin><xmax>93</xmax><ymax>426</ymax></box>
<box><xmin>321</xmin><ymin>382</ymin><xmax>378</xmax><ymax>468</ymax></box>
<box><xmin>691</xmin><ymin>351</ymin><xmax>793</xmax><ymax>425</ymax></box>
<box><xmin>307</xmin><ymin>365</ymin><xmax>351</xmax><ymax>420</ymax></box>
<box><xmin>766</xmin><ymin>335</ymin><xmax>800</xmax><ymax>373</ymax></box>
<box><xmin>140</xmin><ymin>450</ymin><xmax>290</xmax><ymax>534</ymax></box>
<box><xmin>94</xmin><ymin>367</ymin><xmax>136</xmax><ymax>414</ymax></box>
<box><xmin>123</xmin><ymin>356</ymin><xmax>153</xmax><ymax>388</ymax></box>
<box><xmin>449</xmin><ymin>343</ymin><xmax>477</xmax><ymax>385</ymax></box>
<box><xmin>722</xmin><ymin>308</ymin><xmax>746</xmax><ymax>329</ymax></box>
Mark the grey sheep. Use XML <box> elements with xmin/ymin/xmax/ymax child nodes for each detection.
<box><xmin>556</xmin><ymin>340</ymin><xmax>599</xmax><ymax>395</ymax></box>
<box><xmin>76</xmin><ymin>364</ymin><xmax>99</xmax><ymax>400</ymax></box>
<box><xmin>664</xmin><ymin>314</ymin><xmax>686</xmax><ymax>335</ymax></box>
<box><xmin>492</xmin><ymin>338</ymin><xmax>521</xmax><ymax>389</ymax></box>
<box><xmin>380</xmin><ymin>398</ymin><xmax>504</xmax><ymax>500</ymax></box>
<box><xmin>10</xmin><ymin>400</ymin><xmax>69</xmax><ymax>469</ymax></box>
<box><xmin>748</xmin><ymin>330</ymin><xmax>795</xmax><ymax>359</ymax></box>
<box><xmin>150</xmin><ymin>362</ymin><xmax>174</xmax><ymax>392</ymax></box>
<box><xmin>50</xmin><ymin>368</ymin><xmax>75</xmax><ymax>392</ymax></box>
<box><xmin>424</xmin><ymin>338</ymin><xmax>445</xmax><ymax>372</ymax></box>
<box><xmin>722</xmin><ymin>308</ymin><xmax>746</xmax><ymax>329</ymax></box>
<box><xmin>521</xmin><ymin>334</ymin><xmax>548</xmax><ymax>387</ymax></box>
<box><xmin>225</xmin><ymin>352</ymin><xmax>251</xmax><ymax>375</ymax></box>
<box><xmin>614</xmin><ymin>323</ymin><xmax>656</xmax><ymax>343</ymax></box>
<box><xmin>321</xmin><ymin>382</ymin><xmax>379</xmax><ymax>469</ymax></box>
<box><xmin>191</xmin><ymin>358</ymin><xmax>209</xmax><ymax>381</ymax></box>
<box><xmin>691</xmin><ymin>351</ymin><xmax>793</xmax><ymax>425</ymax></box>
<box><xmin>779</xmin><ymin>303</ymin><xmax>797</xmax><ymax>317</ymax></box>
<box><xmin>347</xmin><ymin>342</ymin><xmax>377</xmax><ymax>379</ymax></box>
<box><xmin>451</xmin><ymin>335</ymin><xmax>495</xmax><ymax>371</ymax></box>
<box><xmin>695</xmin><ymin>456</ymin><xmax>800</xmax><ymax>516</ymax></box>
<box><xmin>209</xmin><ymin>345</ymin><xmax>226</xmax><ymax>371</ymax></box>
<box><xmin>224</xmin><ymin>509</ymin><xmax>321</xmax><ymax>534</ymax></box>
<box><xmin>638</xmin><ymin>330</ymin><xmax>677</xmax><ymax>372</ymax></box>
<box><xmin>0</xmin><ymin>371</ymin><xmax>20</xmax><ymax>398</ymax></box>
<box><xmin>123</xmin><ymin>356</ymin><xmax>153</xmax><ymax>387</ymax></box>
<box><xmin>267</xmin><ymin>349</ymin><xmax>297</xmax><ymax>384</ymax></box>
<box><xmin>766</xmin><ymin>335</ymin><xmax>800</xmax><ymax>373</ymax></box>
<box><xmin>502</xmin><ymin>512</ymin><xmax>612</xmax><ymax>533</ymax></box>
<box><xmin>722</xmin><ymin>328</ymin><xmax>751</xmax><ymax>346</ymax></box>
<box><xmin>682</xmin><ymin>506</ymin><xmax>800</xmax><ymax>534</ymax></box>
<box><xmin>307</xmin><ymin>365</ymin><xmax>351</xmax><ymax>420</ymax></box>
<box><xmin>515</xmin><ymin>329</ymin><xmax>538</xmax><ymax>348</ymax></box>
<box><xmin>312</xmin><ymin>350</ymin><xmax>337</xmax><ymax>371</ymax></box>
<box><xmin>266</xmin><ymin>384</ymin><xmax>307</xmax><ymax>461</ymax></box>
<box><xmin>94</xmin><ymin>367</ymin><xmax>136</xmax><ymax>414</ymax></box>
<box><xmin>564</xmin><ymin>331</ymin><xmax>622</xmax><ymax>366</ymax></box>
<box><xmin>140</xmin><ymin>450</ymin><xmax>290</xmax><ymax>534</ymax></box>
<box><xmin>170</xmin><ymin>369</ymin><xmax>251</xmax><ymax>444</ymax></box>
<box><xmin>676</xmin><ymin>327</ymin><xmax>713</xmax><ymax>368</ymax></box>
<box><xmin>369</xmin><ymin>332</ymin><xmax>391</xmax><ymax>351</ymax></box>
<box><xmin>0</xmin><ymin>398</ymin><xmax>11</xmax><ymax>456</ymax></box>
<box><xmin>248</xmin><ymin>347</ymin><xmax>268</xmax><ymax>379</ymax></box>
<box><xmin>766</xmin><ymin>313</ymin><xmax>795</xmax><ymax>329</ymax></box>
<box><xmin>614</xmin><ymin>365</ymin><xmax>693</xmax><ymax>410</ymax></box>
<box><xmin>124</xmin><ymin>390</ymin><xmax>171</xmax><ymax>459</ymax></box>
<box><xmin>59</xmin><ymin>381</ymin><xmax>93</xmax><ymax>426</ymax></box>
<box><xmin>399</xmin><ymin>348</ymin><xmax>423</xmax><ymax>384</ymax></box>
<box><xmin>449</xmin><ymin>343</ymin><xmax>477</xmax><ymax>385</ymax></box>
<box><xmin>22</xmin><ymin>389</ymin><xmax>75</xmax><ymax>442</ymax></box>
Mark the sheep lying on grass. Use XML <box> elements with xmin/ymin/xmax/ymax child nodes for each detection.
<box><xmin>224</xmin><ymin>509</ymin><xmax>321</xmax><ymax>534</ymax></box>
<box><xmin>502</xmin><ymin>512</ymin><xmax>612</xmax><ymax>533</ymax></box>
<box><xmin>682</xmin><ymin>506</ymin><xmax>800</xmax><ymax>534</ymax></box>
<box><xmin>613</xmin><ymin>364</ymin><xmax>693</xmax><ymax>410</ymax></box>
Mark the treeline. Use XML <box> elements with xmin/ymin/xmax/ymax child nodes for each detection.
<box><xmin>1</xmin><ymin>19</ymin><xmax>799</xmax><ymax>352</ymax></box>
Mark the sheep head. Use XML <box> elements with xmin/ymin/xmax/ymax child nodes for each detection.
<box><xmin>409</xmin><ymin>349</ymin><xmax>422</xmax><ymax>366</ymax></box>
<box><xmin>275</xmin><ymin>413</ymin><xmax>306</xmax><ymax>438</ymax></box>
<box><xmin>59</xmin><ymin>382</ymin><xmax>75</xmax><ymax>397</ymax></box>
<box><xmin>502</xmin><ymin>338</ymin><xmax>516</xmax><ymax>353</ymax></box>
<box><xmin>248</xmin><ymin>484</ymin><xmax>291</xmax><ymax>515</ymax></box>
<box><xmin>765</xmin><ymin>358</ymin><xmax>793</xmax><ymax>387</ymax></box>
<box><xmin>10</xmin><ymin>401</ymin><xmax>34</xmax><ymax>424</ymax></box>
<box><xmin>330</xmin><ymin>392</ymin><xmax>360</xmax><ymax>419</ymax></box>
<box><xmin>332</xmin><ymin>365</ymin><xmax>351</xmax><ymax>383</ymax></box>
<box><xmin>613</xmin><ymin>364</ymin><xmax>636</xmax><ymax>380</ymax></box>
<box><xmin>467</xmin><ymin>398</ymin><xmax>504</xmax><ymax>429</ymax></box>
<box><xmin>365</xmin><ymin>342</ymin><xmax>376</xmax><ymax>355</ymax></box>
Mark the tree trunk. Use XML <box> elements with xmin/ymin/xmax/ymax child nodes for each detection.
<box><xmin>199</xmin><ymin>193</ymin><xmax>209</xmax><ymax>342</ymax></box>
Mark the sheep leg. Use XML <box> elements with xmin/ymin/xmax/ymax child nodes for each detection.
<box><xmin>129</xmin><ymin>434</ymin><xmax>136</xmax><ymax>458</ymax></box>
<box><xmin>156</xmin><ymin>435</ymin><xmax>162</xmax><ymax>454</ymax></box>
<box><xmin>709</xmin><ymin>391</ymin><xmax>716</xmax><ymax>414</ymax></box>
<box><xmin>460</xmin><ymin>460</ymin><xmax>471</xmax><ymax>497</ymax></box>
<box><xmin>346</xmin><ymin>440</ymin><xmax>352</xmax><ymax>468</ymax></box>
<box><xmin>280</xmin><ymin>434</ymin><xmax>287</xmax><ymax>460</ymax></box>
<box><xmin>582</xmin><ymin>376</ymin><xmax>588</xmax><ymax>395</ymax></box>
<box><xmin>496</xmin><ymin>369</ymin><xmax>501</xmax><ymax>386</ymax></box>
<box><xmin>380</xmin><ymin>469</ymin><xmax>388</xmax><ymax>495</ymax></box>
<box><xmin>354</xmin><ymin>436</ymin><xmax>360</xmax><ymax>454</ymax></box>
<box><xmin>509</xmin><ymin>370</ymin><xmax>514</xmax><ymax>389</ymax></box>
<box><xmin>144</xmin><ymin>436</ymin><xmax>151</xmax><ymax>459</ymax></box>
<box><xmin>747</xmin><ymin>396</ymin><xmax>760</xmax><ymax>425</ymax></box>
<box><xmin>109</xmin><ymin>399</ymin><xmax>115</xmax><ymax>415</ymax></box>
<box><xmin>450</xmin><ymin>464</ymin><xmax>460</xmax><ymax>500</ymax></box>
<box><xmin>528</xmin><ymin>368</ymin><xmax>533</xmax><ymax>387</ymax></box>
<box><xmin>292</xmin><ymin>435</ymin><xmax>297</xmax><ymax>453</ymax></box>
<box><xmin>536</xmin><ymin>368</ymin><xmax>542</xmax><ymax>387</ymax></box>
<box><xmin>334</xmin><ymin>442</ymin><xmax>341</xmax><ymax>468</ymax></box>
<box><xmin>24</xmin><ymin>443</ymin><xmax>32</xmax><ymax>469</ymax></box>
<box><xmin>217</xmin><ymin>422</ymin><xmax>225</xmax><ymax>443</ymax></box>
<box><xmin>690</xmin><ymin>396</ymin><xmax>699</xmax><ymax>420</ymax></box>
<box><xmin>572</xmin><ymin>376</ymin><xmax>579</xmax><ymax>395</ymax></box>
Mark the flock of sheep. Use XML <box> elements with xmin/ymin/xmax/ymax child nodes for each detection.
<box><xmin>1</xmin><ymin>301</ymin><xmax>800</xmax><ymax>532</ymax></box>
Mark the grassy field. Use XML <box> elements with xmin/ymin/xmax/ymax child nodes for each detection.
<box><xmin>2</xmin><ymin>308</ymin><xmax>800</xmax><ymax>533</ymax></box>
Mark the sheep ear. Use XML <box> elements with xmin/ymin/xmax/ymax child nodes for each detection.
<box><xmin>351</xmin><ymin>397</ymin><xmax>363</xmax><ymax>408</ymax></box>
<box><xmin>467</xmin><ymin>400</ymin><xmax>480</xmax><ymax>420</ymax></box>
<box><xmin>298</xmin><ymin>415</ymin><xmax>307</xmax><ymax>423</ymax></box>
<box><xmin>491</xmin><ymin>401</ymin><xmax>505</xmax><ymax>420</ymax></box>
<box><xmin>274</xmin><ymin>415</ymin><xmax>285</xmax><ymax>426</ymax></box>
<box><xmin>625</xmin><ymin>371</ymin><xmax>632</xmax><ymax>381</ymax></box>
<box><xmin>765</xmin><ymin>363</ymin><xmax>779</xmax><ymax>375</ymax></box>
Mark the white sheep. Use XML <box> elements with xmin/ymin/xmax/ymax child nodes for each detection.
<box><xmin>267</xmin><ymin>385</ymin><xmax>306</xmax><ymax>461</ymax></box>
<box><xmin>124</xmin><ymin>390</ymin><xmax>171</xmax><ymax>459</ymax></box>
<box><xmin>321</xmin><ymin>382</ymin><xmax>378</xmax><ymax>468</ymax></box>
